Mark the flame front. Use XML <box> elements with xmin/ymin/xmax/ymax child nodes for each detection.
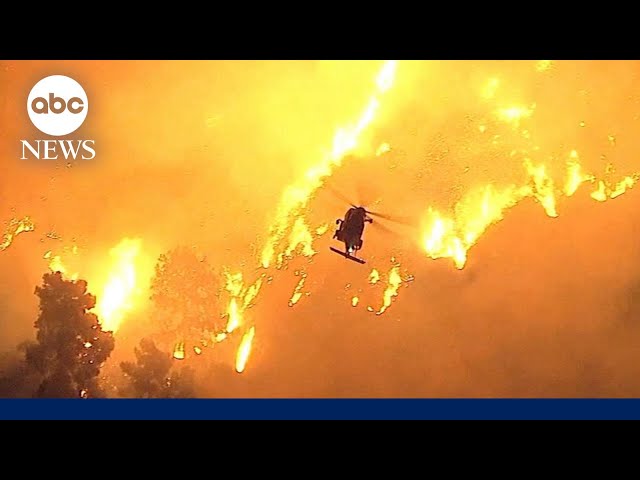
<box><xmin>420</xmin><ymin>138</ymin><xmax>638</xmax><ymax>270</ymax></box>
<box><xmin>260</xmin><ymin>60</ymin><xmax>398</xmax><ymax>269</ymax></box>
<box><xmin>235</xmin><ymin>326</ymin><xmax>255</xmax><ymax>374</ymax></box>
<box><xmin>224</xmin><ymin>61</ymin><xmax>400</xmax><ymax>373</ymax></box>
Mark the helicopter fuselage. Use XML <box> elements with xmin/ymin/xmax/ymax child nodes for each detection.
<box><xmin>333</xmin><ymin>207</ymin><xmax>372</xmax><ymax>255</ymax></box>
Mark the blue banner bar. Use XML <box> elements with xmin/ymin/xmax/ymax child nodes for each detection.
<box><xmin>1</xmin><ymin>399</ymin><xmax>640</xmax><ymax>420</ymax></box>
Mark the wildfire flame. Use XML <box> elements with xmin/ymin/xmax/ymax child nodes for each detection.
<box><xmin>378</xmin><ymin>264</ymin><xmax>402</xmax><ymax>315</ymax></box>
<box><xmin>421</xmin><ymin>153</ymin><xmax>639</xmax><ymax>269</ymax></box>
<box><xmin>369</xmin><ymin>269</ymin><xmax>380</xmax><ymax>285</ymax></box>
<box><xmin>0</xmin><ymin>216</ymin><xmax>35</xmax><ymax>252</ymax></box>
<box><xmin>46</xmin><ymin>253</ymin><xmax>79</xmax><ymax>280</ymax></box>
<box><xmin>315</xmin><ymin>224</ymin><xmax>329</xmax><ymax>236</ymax></box>
<box><xmin>418</xmin><ymin>75</ymin><xmax>639</xmax><ymax>270</ymax></box>
<box><xmin>564</xmin><ymin>151</ymin><xmax>595</xmax><ymax>196</ymax></box>
<box><xmin>376</xmin><ymin>142</ymin><xmax>391</xmax><ymax>156</ymax></box>
<box><xmin>222</xmin><ymin>61</ymin><xmax>400</xmax><ymax>373</ymax></box>
<box><xmin>226</xmin><ymin>298</ymin><xmax>241</xmax><ymax>334</ymax></box>
<box><xmin>260</xmin><ymin>60</ymin><xmax>398</xmax><ymax>269</ymax></box>
<box><xmin>288</xmin><ymin>274</ymin><xmax>307</xmax><ymax>307</ymax></box>
<box><xmin>173</xmin><ymin>341</ymin><xmax>185</xmax><ymax>360</ymax></box>
<box><xmin>94</xmin><ymin>238</ymin><xmax>143</xmax><ymax>333</ymax></box>
<box><xmin>235</xmin><ymin>326</ymin><xmax>255</xmax><ymax>374</ymax></box>
<box><xmin>223</xmin><ymin>271</ymin><xmax>264</xmax><ymax>334</ymax></box>
<box><xmin>42</xmin><ymin>238</ymin><xmax>149</xmax><ymax>334</ymax></box>
<box><xmin>497</xmin><ymin>104</ymin><xmax>535</xmax><ymax>127</ymax></box>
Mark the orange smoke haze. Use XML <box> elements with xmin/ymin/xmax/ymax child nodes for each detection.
<box><xmin>2</xmin><ymin>60</ymin><xmax>640</xmax><ymax>397</ymax></box>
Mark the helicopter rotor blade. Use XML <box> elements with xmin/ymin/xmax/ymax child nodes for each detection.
<box><xmin>369</xmin><ymin>219</ymin><xmax>396</xmax><ymax>236</ymax></box>
<box><xmin>322</xmin><ymin>182</ymin><xmax>357</xmax><ymax>208</ymax></box>
<box><xmin>365</xmin><ymin>210</ymin><xmax>414</xmax><ymax>226</ymax></box>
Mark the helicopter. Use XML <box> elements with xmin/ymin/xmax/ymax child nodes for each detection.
<box><xmin>328</xmin><ymin>194</ymin><xmax>407</xmax><ymax>265</ymax></box>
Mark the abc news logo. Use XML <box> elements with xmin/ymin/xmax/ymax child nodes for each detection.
<box><xmin>20</xmin><ymin>75</ymin><xmax>95</xmax><ymax>160</ymax></box>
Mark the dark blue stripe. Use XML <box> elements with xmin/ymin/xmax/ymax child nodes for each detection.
<box><xmin>1</xmin><ymin>399</ymin><xmax>640</xmax><ymax>420</ymax></box>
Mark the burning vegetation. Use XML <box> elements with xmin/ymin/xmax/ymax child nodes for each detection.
<box><xmin>1</xmin><ymin>60</ymin><xmax>640</xmax><ymax>397</ymax></box>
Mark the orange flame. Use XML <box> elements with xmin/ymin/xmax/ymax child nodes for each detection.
<box><xmin>235</xmin><ymin>326</ymin><xmax>255</xmax><ymax>374</ymax></box>
<box><xmin>376</xmin><ymin>142</ymin><xmax>391</xmax><ymax>156</ymax></box>
<box><xmin>94</xmin><ymin>238</ymin><xmax>144</xmax><ymax>333</ymax></box>
<box><xmin>223</xmin><ymin>61</ymin><xmax>400</xmax><ymax>374</ymax></box>
<box><xmin>173</xmin><ymin>341</ymin><xmax>185</xmax><ymax>360</ymax></box>
<box><xmin>260</xmin><ymin>60</ymin><xmax>398</xmax><ymax>269</ymax></box>
<box><xmin>421</xmin><ymin>152</ymin><xmax>638</xmax><ymax>269</ymax></box>
<box><xmin>288</xmin><ymin>273</ymin><xmax>307</xmax><ymax>307</ymax></box>
<box><xmin>1</xmin><ymin>216</ymin><xmax>35</xmax><ymax>252</ymax></box>
<box><xmin>45</xmin><ymin>249</ymin><xmax>79</xmax><ymax>280</ymax></box>
<box><xmin>223</xmin><ymin>271</ymin><xmax>264</xmax><ymax>334</ymax></box>
<box><xmin>378</xmin><ymin>264</ymin><xmax>402</xmax><ymax>315</ymax></box>
<box><xmin>369</xmin><ymin>269</ymin><xmax>380</xmax><ymax>285</ymax></box>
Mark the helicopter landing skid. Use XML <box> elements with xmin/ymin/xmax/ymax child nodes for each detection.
<box><xmin>330</xmin><ymin>247</ymin><xmax>366</xmax><ymax>265</ymax></box>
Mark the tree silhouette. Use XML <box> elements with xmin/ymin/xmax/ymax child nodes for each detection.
<box><xmin>150</xmin><ymin>246</ymin><xmax>221</xmax><ymax>342</ymax></box>
<box><xmin>120</xmin><ymin>338</ymin><xmax>196</xmax><ymax>398</ymax></box>
<box><xmin>0</xmin><ymin>343</ymin><xmax>41</xmax><ymax>397</ymax></box>
<box><xmin>25</xmin><ymin>272</ymin><xmax>115</xmax><ymax>398</ymax></box>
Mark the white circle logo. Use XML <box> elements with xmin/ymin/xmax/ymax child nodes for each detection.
<box><xmin>27</xmin><ymin>75</ymin><xmax>88</xmax><ymax>137</ymax></box>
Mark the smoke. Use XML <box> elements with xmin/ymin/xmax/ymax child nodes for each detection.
<box><xmin>2</xmin><ymin>60</ymin><xmax>640</xmax><ymax>397</ymax></box>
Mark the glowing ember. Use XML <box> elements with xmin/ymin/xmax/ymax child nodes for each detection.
<box><xmin>215</xmin><ymin>332</ymin><xmax>228</xmax><ymax>343</ymax></box>
<box><xmin>369</xmin><ymin>269</ymin><xmax>380</xmax><ymax>285</ymax></box>
<box><xmin>235</xmin><ymin>326</ymin><xmax>255</xmax><ymax>374</ymax></box>
<box><xmin>351</xmin><ymin>296</ymin><xmax>359</xmax><ymax>307</ymax></box>
<box><xmin>315</xmin><ymin>224</ymin><xmax>329</xmax><ymax>236</ymax></box>
<box><xmin>173</xmin><ymin>341</ymin><xmax>185</xmax><ymax>360</ymax></box>
<box><xmin>497</xmin><ymin>104</ymin><xmax>535</xmax><ymax>126</ymax></box>
<box><xmin>376</xmin><ymin>142</ymin><xmax>391</xmax><ymax>156</ymax></box>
